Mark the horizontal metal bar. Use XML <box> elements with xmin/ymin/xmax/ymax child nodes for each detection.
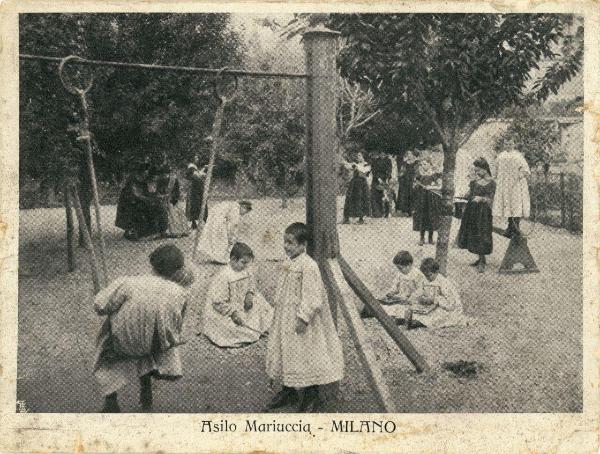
<box><xmin>19</xmin><ymin>54</ymin><xmax>308</xmax><ymax>79</ymax></box>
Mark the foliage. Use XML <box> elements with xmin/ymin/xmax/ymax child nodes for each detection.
<box><xmin>322</xmin><ymin>13</ymin><xmax>583</xmax><ymax>271</ymax></box>
<box><xmin>20</xmin><ymin>13</ymin><xmax>242</xmax><ymax>191</ymax></box>
<box><xmin>495</xmin><ymin>114</ymin><xmax>562</xmax><ymax>169</ymax></box>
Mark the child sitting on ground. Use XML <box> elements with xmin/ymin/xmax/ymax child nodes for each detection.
<box><xmin>93</xmin><ymin>244</ymin><xmax>194</xmax><ymax>413</ymax></box>
<box><xmin>200</xmin><ymin>242</ymin><xmax>274</xmax><ymax>348</ymax></box>
<box><xmin>402</xmin><ymin>257</ymin><xmax>470</xmax><ymax>330</ymax></box>
<box><xmin>266</xmin><ymin>223</ymin><xmax>344</xmax><ymax>413</ymax></box>
<box><xmin>379</xmin><ymin>250</ymin><xmax>426</xmax><ymax>319</ymax></box>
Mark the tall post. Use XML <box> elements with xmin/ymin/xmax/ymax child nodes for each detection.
<box><xmin>303</xmin><ymin>27</ymin><xmax>340</xmax><ymax>262</ymax></box>
<box><xmin>64</xmin><ymin>182</ymin><xmax>76</xmax><ymax>272</ymax></box>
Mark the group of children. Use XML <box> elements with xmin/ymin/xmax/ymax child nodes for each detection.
<box><xmin>93</xmin><ymin>222</ymin><xmax>343</xmax><ymax>414</ymax></box>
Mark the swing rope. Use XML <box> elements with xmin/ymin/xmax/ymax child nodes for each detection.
<box><xmin>192</xmin><ymin>68</ymin><xmax>239</xmax><ymax>261</ymax></box>
<box><xmin>59</xmin><ymin>55</ymin><xmax>108</xmax><ymax>289</ymax></box>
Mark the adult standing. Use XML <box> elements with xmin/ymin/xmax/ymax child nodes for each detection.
<box><xmin>185</xmin><ymin>157</ymin><xmax>209</xmax><ymax>230</ymax></box>
<box><xmin>457</xmin><ymin>158</ymin><xmax>496</xmax><ymax>273</ymax></box>
<box><xmin>493</xmin><ymin>137</ymin><xmax>531</xmax><ymax>238</ymax></box>
<box><xmin>370</xmin><ymin>152</ymin><xmax>393</xmax><ymax>218</ymax></box>
<box><xmin>197</xmin><ymin>200</ymin><xmax>253</xmax><ymax>264</ymax></box>
<box><xmin>396</xmin><ymin>150</ymin><xmax>419</xmax><ymax>217</ymax></box>
<box><xmin>342</xmin><ymin>151</ymin><xmax>372</xmax><ymax>224</ymax></box>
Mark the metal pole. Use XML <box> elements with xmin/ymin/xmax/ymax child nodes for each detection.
<box><xmin>70</xmin><ymin>183</ymin><xmax>101</xmax><ymax>294</ymax></box>
<box><xmin>78</xmin><ymin>90</ymin><xmax>108</xmax><ymax>285</ymax></box>
<box><xmin>64</xmin><ymin>181</ymin><xmax>76</xmax><ymax>272</ymax></box>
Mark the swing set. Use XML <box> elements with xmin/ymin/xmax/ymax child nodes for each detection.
<box><xmin>21</xmin><ymin>28</ymin><xmax>431</xmax><ymax>412</ymax></box>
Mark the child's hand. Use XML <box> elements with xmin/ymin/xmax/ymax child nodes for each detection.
<box><xmin>244</xmin><ymin>292</ymin><xmax>254</xmax><ymax>311</ymax></box>
<box><xmin>419</xmin><ymin>296</ymin><xmax>435</xmax><ymax>306</ymax></box>
<box><xmin>231</xmin><ymin>311</ymin><xmax>244</xmax><ymax>326</ymax></box>
<box><xmin>385</xmin><ymin>292</ymin><xmax>397</xmax><ymax>300</ymax></box>
<box><xmin>295</xmin><ymin>317</ymin><xmax>308</xmax><ymax>334</ymax></box>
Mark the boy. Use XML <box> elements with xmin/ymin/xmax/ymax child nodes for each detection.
<box><xmin>200</xmin><ymin>242</ymin><xmax>273</xmax><ymax>347</ymax></box>
<box><xmin>93</xmin><ymin>244</ymin><xmax>193</xmax><ymax>412</ymax></box>
<box><xmin>266</xmin><ymin>223</ymin><xmax>344</xmax><ymax>412</ymax></box>
<box><xmin>403</xmin><ymin>258</ymin><xmax>470</xmax><ymax>330</ymax></box>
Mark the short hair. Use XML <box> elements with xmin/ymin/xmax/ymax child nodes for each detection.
<box><xmin>149</xmin><ymin>244</ymin><xmax>185</xmax><ymax>278</ymax></box>
<box><xmin>285</xmin><ymin>222</ymin><xmax>311</xmax><ymax>245</ymax></box>
<box><xmin>230</xmin><ymin>242</ymin><xmax>254</xmax><ymax>260</ymax></box>
<box><xmin>239</xmin><ymin>200</ymin><xmax>253</xmax><ymax>211</ymax></box>
<box><xmin>392</xmin><ymin>250</ymin><xmax>413</xmax><ymax>266</ymax></box>
<box><xmin>420</xmin><ymin>257</ymin><xmax>440</xmax><ymax>274</ymax></box>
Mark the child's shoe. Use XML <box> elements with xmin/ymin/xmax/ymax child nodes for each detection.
<box><xmin>266</xmin><ymin>387</ymin><xmax>298</xmax><ymax>410</ymax></box>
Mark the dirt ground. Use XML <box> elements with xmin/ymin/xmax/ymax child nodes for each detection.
<box><xmin>17</xmin><ymin>197</ymin><xmax>582</xmax><ymax>413</ymax></box>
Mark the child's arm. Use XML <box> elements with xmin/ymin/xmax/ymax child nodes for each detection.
<box><xmin>384</xmin><ymin>273</ymin><xmax>401</xmax><ymax>299</ymax></box>
<box><xmin>207</xmin><ymin>272</ymin><xmax>238</xmax><ymax>323</ymax></box>
<box><xmin>436</xmin><ymin>277</ymin><xmax>460</xmax><ymax>312</ymax></box>
<box><xmin>296</xmin><ymin>262</ymin><xmax>325</xmax><ymax>327</ymax></box>
<box><xmin>407</xmin><ymin>271</ymin><xmax>426</xmax><ymax>303</ymax></box>
<box><xmin>93</xmin><ymin>279</ymin><xmax>129</xmax><ymax>316</ymax></box>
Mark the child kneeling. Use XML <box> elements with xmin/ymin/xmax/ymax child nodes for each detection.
<box><xmin>200</xmin><ymin>242</ymin><xmax>273</xmax><ymax>348</ymax></box>
<box><xmin>266</xmin><ymin>223</ymin><xmax>344</xmax><ymax>412</ymax></box>
<box><xmin>403</xmin><ymin>258</ymin><xmax>470</xmax><ymax>330</ymax></box>
<box><xmin>93</xmin><ymin>244</ymin><xmax>194</xmax><ymax>412</ymax></box>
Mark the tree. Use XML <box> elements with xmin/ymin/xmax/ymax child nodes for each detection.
<box><xmin>19</xmin><ymin>13</ymin><xmax>243</xmax><ymax>198</ymax></box>
<box><xmin>327</xmin><ymin>13</ymin><xmax>583</xmax><ymax>272</ymax></box>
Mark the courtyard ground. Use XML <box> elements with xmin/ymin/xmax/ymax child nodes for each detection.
<box><xmin>17</xmin><ymin>197</ymin><xmax>582</xmax><ymax>412</ymax></box>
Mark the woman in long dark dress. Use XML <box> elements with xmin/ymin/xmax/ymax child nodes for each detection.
<box><xmin>342</xmin><ymin>152</ymin><xmax>372</xmax><ymax>224</ymax></box>
<box><xmin>185</xmin><ymin>161</ymin><xmax>209</xmax><ymax>229</ymax></box>
<box><xmin>412</xmin><ymin>159</ymin><xmax>441</xmax><ymax>246</ymax></box>
<box><xmin>397</xmin><ymin>150</ymin><xmax>419</xmax><ymax>216</ymax></box>
<box><xmin>457</xmin><ymin>158</ymin><xmax>496</xmax><ymax>273</ymax></box>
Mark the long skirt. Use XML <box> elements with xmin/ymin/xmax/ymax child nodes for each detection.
<box><xmin>165</xmin><ymin>203</ymin><xmax>191</xmax><ymax>238</ymax></box>
<box><xmin>412</xmin><ymin>186</ymin><xmax>440</xmax><ymax>232</ymax></box>
<box><xmin>343</xmin><ymin>176</ymin><xmax>371</xmax><ymax>219</ymax></box>
<box><xmin>457</xmin><ymin>201</ymin><xmax>493</xmax><ymax>255</ymax></box>
<box><xmin>370</xmin><ymin>187</ymin><xmax>385</xmax><ymax>218</ymax></box>
<box><xmin>397</xmin><ymin>165</ymin><xmax>416</xmax><ymax>214</ymax></box>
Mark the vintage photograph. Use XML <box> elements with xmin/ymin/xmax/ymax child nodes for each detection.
<box><xmin>16</xmin><ymin>12</ymin><xmax>584</xmax><ymax>414</ymax></box>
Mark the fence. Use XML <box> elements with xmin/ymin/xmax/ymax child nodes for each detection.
<box><xmin>529</xmin><ymin>170</ymin><xmax>582</xmax><ymax>233</ymax></box>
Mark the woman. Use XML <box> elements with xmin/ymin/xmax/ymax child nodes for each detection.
<box><xmin>197</xmin><ymin>200</ymin><xmax>253</xmax><ymax>264</ymax></box>
<box><xmin>457</xmin><ymin>157</ymin><xmax>496</xmax><ymax>273</ymax></box>
<box><xmin>115</xmin><ymin>163</ymin><xmax>165</xmax><ymax>241</ymax></box>
<box><xmin>412</xmin><ymin>158</ymin><xmax>441</xmax><ymax>246</ymax></box>
<box><xmin>342</xmin><ymin>152</ymin><xmax>372</xmax><ymax>224</ymax></box>
<box><xmin>185</xmin><ymin>158</ymin><xmax>209</xmax><ymax>229</ymax></box>
<box><xmin>397</xmin><ymin>150</ymin><xmax>420</xmax><ymax>217</ymax></box>
<box><xmin>156</xmin><ymin>165</ymin><xmax>190</xmax><ymax>238</ymax></box>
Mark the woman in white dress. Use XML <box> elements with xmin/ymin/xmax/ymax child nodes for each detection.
<box><xmin>197</xmin><ymin>200</ymin><xmax>252</xmax><ymax>264</ymax></box>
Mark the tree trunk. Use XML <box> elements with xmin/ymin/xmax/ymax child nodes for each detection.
<box><xmin>435</xmin><ymin>143</ymin><xmax>458</xmax><ymax>275</ymax></box>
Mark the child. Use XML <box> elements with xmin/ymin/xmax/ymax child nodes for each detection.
<box><xmin>380</xmin><ymin>250</ymin><xmax>426</xmax><ymax>319</ymax></box>
<box><xmin>198</xmin><ymin>200</ymin><xmax>253</xmax><ymax>264</ymax></box>
<box><xmin>200</xmin><ymin>242</ymin><xmax>273</xmax><ymax>348</ymax></box>
<box><xmin>403</xmin><ymin>258</ymin><xmax>470</xmax><ymax>330</ymax></box>
<box><xmin>457</xmin><ymin>157</ymin><xmax>496</xmax><ymax>272</ymax></box>
<box><xmin>412</xmin><ymin>158</ymin><xmax>441</xmax><ymax>246</ymax></box>
<box><xmin>266</xmin><ymin>223</ymin><xmax>344</xmax><ymax>412</ymax></box>
<box><xmin>93</xmin><ymin>244</ymin><xmax>193</xmax><ymax>413</ymax></box>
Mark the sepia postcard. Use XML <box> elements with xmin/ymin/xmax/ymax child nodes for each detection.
<box><xmin>0</xmin><ymin>0</ymin><xmax>598</xmax><ymax>452</ymax></box>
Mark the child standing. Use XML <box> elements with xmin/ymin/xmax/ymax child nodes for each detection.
<box><xmin>403</xmin><ymin>258</ymin><xmax>470</xmax><ymax>330</ymax></box>
<box><xmin>93</xmin><ymin>244</ymin><xmax>193</xmax><ymax>412</ymax></box>
<box><xmin>266</xmin><ymin>223</ymin><xmax>344</xmax><ymax>412</ymax></box>
<box><xmin>201</xmin><ymin>242</ymin><xmax>273</xmax><ymax>348</ymax></box>
<box><xmin>198</xmin><ymin>200</ymin><xmax>253</xmax><ymax>264</ymax></box>
<box><xmin>457</xmin><ymin>157</ymin><xmax>496</xmax><ymax>273</ymax></box>
<box><xmin>380</xmin><ymin>251</ymin><xmax>426</xmax><ymax>319</ymax></box>
<box><xmin>412</xmin><ymin>158</ymin><xmax>441</xmax><ymax>246</ymax></box>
